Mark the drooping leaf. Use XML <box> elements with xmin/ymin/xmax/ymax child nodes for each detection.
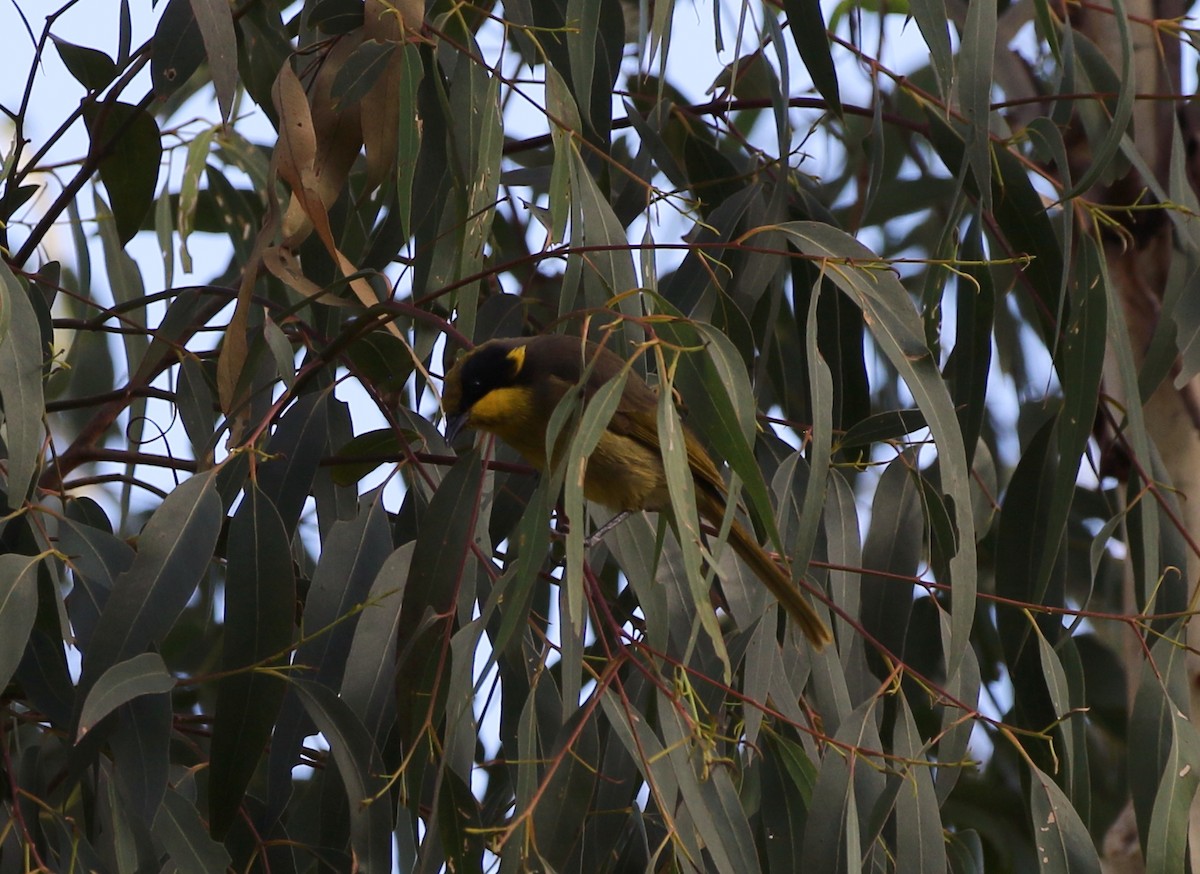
<box><xmin>781</xmin><ymin>0</ymin><xmax>841</xmax><ymax>116</ymax></box>
<box><xmin>0</xmin><ymin>554</ymin><xmax>42</xmax><ymax>693</ymax></box>
<box><xmin>78</xmin><ymin>473</ymin><xmax>222</xmax><ymax>718</ymax></box>
<box><xmin>0</xmin><ymin>266</ymin><xmax>47</xmax><ymax>502</ymax></box>
<box><xmin>152</xmin><ymin>0</ymin><xmax>205</xmax><ymax>96</ymax></box>
<box><xmin>188</xmin><ymin>0</ymin><xmax>238</xmax><ymax>122</ymax></box>
<box><xmin>292</xmin><ymin>680</ymin><xmax>392</xmax><ymax>871</ymax></box>
<box><xmin>209</xmin><ymin>486</ymin><xmax>295</xmax><ymax>838</ymax></box>
<box><xmin>111</xmin><ymin>690</ymin><xmax>173</xmax><ymax>825</ymax></box>
<box><xmin>83</xmin><ymin>103</ymin><xmax>162</xmax><ymax>245</ymax></box>
<box><xmin>1027</xmin><ymin>762</ymin><xmax>1102</xmax><ymax>873</ymax></box>
<box><xmin>153</xmin><ymin>787</ymin><xmax>233</xmax><ymax>874</ymax></box>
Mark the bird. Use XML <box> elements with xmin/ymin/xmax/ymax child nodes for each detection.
<box><xmin>441</xmin><ymin>333</ymin><xmax>832</xmax><ymax>649</ymax></box>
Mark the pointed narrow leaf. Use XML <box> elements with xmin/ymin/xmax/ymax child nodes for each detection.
<box><xmin>111</xmin><ymin>691</ymin><xmax>172</xmax><ymax>824</ymax></box>
<box><xmin>153</xmin><ymin>787</ymin><xmax>233</xmax><ymax>874</ymax></box>
<box><xmin>781</xmin><ymin>0</ymin><xmax>841</xmax><ymax>115</ymax></box>
<box><xmin>1028</xmin><ymin>763</ymin><xmax>1101</xmax><ymax>872</ymax></box>
<box><xmin>778</xmin><ymin>221</ymin><xmax>976</xmax><ymax>672</ymax></box>
<box><xmin>210</xmin><ymin>487</ymin><xmax>295</xmax><ymax>837</ymax></box>
<box><xmin>1145</xmin><ymin>716</ymin><xmax>1200</xmax><ymax>872</ymax></box>
<box><xmin>52</xmin><ymin>36</ymin><xmax>118</xmax><ymax>91</ymax></box>
<box><xmin>188</xmin><ymin>0</ymin><xmax>238</xmax><ymax>121</ymax></box>
<box><xmin>292</xmin><ymin>680</ymin><xmax>392</xmax><ymax>871</ymax></box>
<box><xmin>960</xmin><ymin>0</ymin><xmax>996</xmax><ymax>209</ymax></box>
<box><xmin>332</xmin><ymin>39</ymin><xmax>396</xmax><ymax>109</ymax></box>
<box><xmin>80</xmin><ymin>473</ymin><xmax>221</xmax><ymax>704</ymax></box>
<box><xmin>77</xmin><ymin>653</ymin><xmax>174</xmax><ymax>740</ymax></box>
<box><xmin>0</xmin><ymin>554</ymin><xmax>41</xmax><ymax>692</ymax></box>
<box><xmin>894</xmin><ymin>695</ymin><xmax>947</xmax><ymax>873</ymax></box>
<box><xmin>0</xmin><ymin>267</ymin><xmax>47</xmax><ymax>501</ymax></box>
<box><xmin>152</xmin><ymin>0</ymin><xmax>205</xmax><ymax>97</ymax></box>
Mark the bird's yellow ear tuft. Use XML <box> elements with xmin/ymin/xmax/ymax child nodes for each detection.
<box><xmin>506</xmin><ymin>344</ymin><xmax>527</xmax><ymax>375</ymax></box>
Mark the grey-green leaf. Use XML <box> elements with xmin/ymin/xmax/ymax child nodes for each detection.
<box><xmin>76</xmin><ymin>652</ymin><xmax>174</xmax><ymax>740</ymax></box>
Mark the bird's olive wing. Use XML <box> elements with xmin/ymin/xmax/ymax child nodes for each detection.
<box><xmin>609</xmin><ymin>402</ymin><xmax>729</xmax><ymax>502</ymax></box>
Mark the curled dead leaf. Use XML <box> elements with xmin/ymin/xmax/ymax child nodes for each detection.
<box><xmin>361</xmin><ymin>0</ymin><xmax>409</xmax><ymax>189</ymax></box>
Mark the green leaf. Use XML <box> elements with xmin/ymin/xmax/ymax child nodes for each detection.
<box><xmin>0</xmin><ymin>554</ymin><xmax>41</xmax><ymax>693</ymax></box>
<box><xmin>306</xmin><ymin>0</ymin><xmax>364</xmax><ymax>34</ymax></box>
<box><xmin>176</xmin><ymin>125</ymin><xmax>217</xmax><ymax>273</ymax></box>
<box><xmin>258</xmin><ymin>393</ymin><xmax>330</xmax><ymax>536</ymax></box>
<box><xmin>946</xmin><ymin>829</ymin><xmax>985</xmax><ymax>874</ymax></box>
<box><xmin>51</xmin><ymin>36</ymin><xmax>118</xmax><ymax>91</ymax></box>
<box><xmin>209</xmin><ymin>486</ymin><xmax>295</xmax><ymax>838</ymax></box>
<box><xmin>761</xmin><ymin>730</ymin><xmax>817</xmax><ymax>869</ymax></box>
<box><xmin>658</xmin><ymin>688</ymin><xmax>760</xmax><ymax>874</ymax></box>
<box><xmin>394</xmin><ymin>42</ymin><xmax>424</xmax><ymax>239</ymax></box>
<box><xmin>331</xmin><ymin>39</ymin><xmax>396</xmax><ymax>109</ymax></box>
<box><xmin>437</xmin><ymin>767</ymin><xmax>486</xmax><ymax>871</ymax></box>
<box><xmin>960</xmin><ymin>0</ymin><xmax>996</xmax><ymax>209</ymax></box>
<box><xmin>530</xmin><ymin>707</ymin><xmax>600</xmax><ymax>868</ymax></box>
<box><xmin>1027</xmin><ymin>762</ymin><xmax>1101</xmax><ymax>873</ymax></box>
<box><xmin>776</xmin><ymin>224</ymin><xmax>976</xmax><ymax>668</ymax></box>
<box><xmin>801</xmin><ymin>698</ymin><xmax>887</xmax><ymax>871</ymax></box>
<box><xmin>188</xmin><ymin>0</ymin><xmax>238</xmax><ymax>122</ymax></box>
<box><xmin>340</xmin><ymin>544</ymin><xmax>413</xmax><ymax>738</ymax></box>
<box><xmin>1059</xmin><ymin>0</ymin><xmax>1135</xmax><ymax>198</ymax></box>
<box><xmin>78</xmin><ymin>473</ymin><xmax>222</xmax><ymax>713</ymax></box>
<box><xmin>265</xmin><ymin>499</ymin><xmax>392</xmax><ymax>818</ymax></box>
<box><xmin>0</xmin><ymin>267</ymin><xmax>47</xmax><ymax>502</ymax></box>
<box><xmin>907</xmin><ymin>0</ymin><xmax>953</xmax><ymax>96</ymax></box>
<box><xmin>152</xmin><ymin>0</ymin><xmax>205</xmax><ymax>97</ymax></box>
<box><xmin>894</xmin><ymin>695</ymin><xmax>946</xmax><ymax>873</ymax></box>
<box><xmin>1130</xmin><ymin>631</ymin><xmax>1191</xmax><ymax>852</ymax></box>
<box><xmin>781</xmin><ymin>0</ymin><xmax>841</xmax><ymax>116</ymax></box>
<box><xmin>1145</xmin><ymin>714</ymin><xmax>1200</xmax><ymax>872</ymax></box>
<box><xmin>653</xmin><ymin>320</ymin><xmax>780</xmax><ymax>556</ymax></box>
<box><xmin>111</xmin><ymin>690</ymin><xmax>172</xmax><ymax>824</ymax></box>
<box><xmin>946</xmin><ymin>218</ymin><xmax>994</xmax><ymax>464</ymax></box>
<box><xmin>61</xmin><ymin>511</ymin><xmax>133</xmax><ymax>649</ymax></box>
<box><xmin>994</xmin><ymin>418</ymin><xmax>1058</xmax><ymax>660</ymax></box>
<box><xmin>561</xmin><ymin>359</ymin><xmax>629</xmax><ymax>637</ymax></box>
<box><xmin>83</xmin><ymin>103</ymin><xmax>162</xmax><ymax>245</ymax></box>
<box><xmin>292</xmin><ymin>680</ymin><xmax>392</xmax><ymax>870</ymax></box>
<box><xmin>76</xmin><ymin>652</ymin><xmax>174</xmax><ymax>740</ymax></box>
<box><xmin>836</xmin><ymin>408</ymin><xmax>927</xmax><ymax>451</ymax></box>
<box><xmin>153</xmin><ymin>787</ymin><xmax>233</xmax><ymax>874</ymax></box>
<box><xmin>1039</xmin><ymin>237</ymin><xmax>1107</xmax><ymax>598</ymax></box>
<box><xmin>262</xmin><ymin>314</ymin><xmax>295</xmax><ymax>388</ymax></box>
<box><xmin>567</xmin><ymin>146</ymin><xmax>639</xmax><ymax>313</ymax></box>
<box><xmin>393</xmin><ymin>449</ymin><xmax>484</xmax><ymax>763</ymax></box>
<box><xmin>924</xmin><ymin>114</ymin><xmax>1066</xmax><ymax>341</ymax></box>
<box><xmin>329</xmin><ymin>428</ymin><xmax>403</xmax><ymax>486</ymax></box>
<box><xmin>860</xmin><ymin>455</ymin><xmax>922</xmax><ymax>665</ymax></box>
<box><xmin>176</xmin><ymin>355</ymin><xmax>216</xmax><ymax>463</ymax></box>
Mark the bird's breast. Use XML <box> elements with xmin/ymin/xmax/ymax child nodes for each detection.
<box><xmin>582</xmin><ymin>430</ymin><xmax>669</xmax><ymax>512</ymax></box>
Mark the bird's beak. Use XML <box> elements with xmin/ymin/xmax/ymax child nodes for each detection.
<box><xmin>444</xmin><ymin>411</ymin><xmax>470</xmax><ymax>445</ymax></box>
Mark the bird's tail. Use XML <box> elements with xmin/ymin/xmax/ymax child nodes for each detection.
<box><xmin>727</xmin><ymin>519</ymin><xmax>832</xmax><ymax>648</ymax></box>
<box><xmin>695</xmin><ymin>487</ymin><xmax>832</xmax><ymax>648</ymax></box>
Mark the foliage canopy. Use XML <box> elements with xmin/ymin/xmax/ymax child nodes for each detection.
<box><xmin>1</xmin><ymin>0</ymin><xmax>1197</xmax><ymax>871</ymax></box>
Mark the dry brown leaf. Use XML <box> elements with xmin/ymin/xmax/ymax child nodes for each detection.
<box><xmin>307</xmin><ymin>33</ymin><xmax>365</xmax><ymax>230</ymax></box>
<box><xmin>218</xmin><ymin>210</ymin><xmax>276</xmax><ymax>437</ymax></box>
<box><xmin>272</xmin><ymin>62</ymin><xmax>336</xmax><ymax>251</ymax></box>
<box><xmin>370</xmin><ymin>0</ymin><xmax>424</xmax><ymax>34</ymax></box>
<box><xmin>361</xmin><ymin>0</ymin><xmax>407</xmax><ymax>189</ymax></box>
<box><xmin>279</xmin><ymin>34</ymin><xmax>365</xmax><ymax>247</ymax></box>
<box><xmin>262</xmin><ymin>245</ymin><xmax>354</xmax><ymax>305</ymax></box>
